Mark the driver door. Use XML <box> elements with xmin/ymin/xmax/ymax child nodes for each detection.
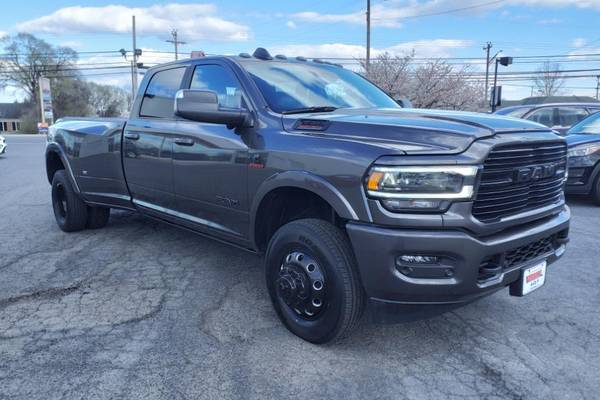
<box><xmin>171</xmin><ymin>62</ymin><xmax>250</xmax><ymax>238</ymax></box>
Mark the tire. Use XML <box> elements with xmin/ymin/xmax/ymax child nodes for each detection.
<box><xmin>592</xmin><ymin>174</ymin><xmax>600</xmax><ymax>206</ymax></box>
<box><xmin>51</xmin><ymin>170</ymin><xmax>88</xmax><ymax>232</ymax></box>
<box><xmin>86</xmin><ymin>206</ymin><xmax>110</xmax><ymax>229</ymax></box>
<box><xmin>265</xmin><ymin>218</ymin><xmax>365</xmax><ymax>344</ymax></box>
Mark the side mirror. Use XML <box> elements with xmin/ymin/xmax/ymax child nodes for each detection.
<box><xmin>174</xmin><ymin>89</ymin><xmax>253</xmax><ymax>128</ymax></box>
<box><xmin>395</xmin><ymin>98</ymin><xmax>412</xmax><ymax>108</ymax></box>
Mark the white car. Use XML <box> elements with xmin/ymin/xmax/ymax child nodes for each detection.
<box><xmin>0</xmin><ymin>135</ymin><xmax>6</xmax><ymax>155</ymax></box>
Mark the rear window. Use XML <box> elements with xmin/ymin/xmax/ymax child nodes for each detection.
<box><xmin>496</xmin><ymin>107</ymin><xmax>532</xmax><ymax>118</ymax></box>
<box><xmin>557</xmin><ymin>107</ymin><xmax>588</xmax><ymax>127</ymax></box>
<box><xmin>140</xmin><ymin>67</ymin><xmax>187</xmax><ymax>118</ymax></box>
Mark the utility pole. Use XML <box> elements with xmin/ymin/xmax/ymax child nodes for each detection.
<box><xmin>131</xmin><ymin>15</ymin><xmax>139</xmax><ymax>96</ymax></box>
<box><xmin>483</xmin><ymin>42</ymin><xmax>492</xmax><ymax>104</ymax></box>
<box><xmin>596</xmin><ymin>75</ymin><xmax>600</xmax><ymax>100</ymax></box>
<box><xmin>166</xmin><ymin>29</ymin><xmax>187</xmax><ymax>60</ymax></box>
<box><xmin>366</xmin><ymin>0</ymin><xmax>371</xmax><ymax>74</ymax></box>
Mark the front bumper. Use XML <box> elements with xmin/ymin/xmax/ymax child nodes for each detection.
<box><xmin>566</xmin><ymin>165</ymin><xmax>598</xmax><ymax>194</ymax></box>
<box><xmin>346</xmin><ymin>207</ymin><xmax>570</xmax><ymax>320</ymax></box>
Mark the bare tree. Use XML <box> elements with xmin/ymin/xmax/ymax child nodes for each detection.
<box><xmin>87</xmin><ymin>82</ymin><xmax>130</xmax><ymax>117</ymax></box>
<box><xmin>412</xmin><ymin>60</ymin><xmax>482</xmax><ymax>110</ymax></box>
<box><xmin>0</xmin><ymin>33</ymin><xmax>77</xmax><ymax>103</ymax></box>
<box><xmin>534</xmin><ymin>61</ymin><xmax>565</xmax><ymax>97</ymax></box>
<box><xmin>361</xmin><ymin>52</ymin><xmax>413</xmax><ymax>99</ymax></box>
<box><xmin>364</xmin><ymin>53</ymin><xmax>483</xmax><ymax>111</ymax></box>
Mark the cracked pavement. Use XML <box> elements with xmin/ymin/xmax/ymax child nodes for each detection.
<box><xmin>1</xmin><ymin>135</ymin><xmax>599</xmax><ymax>400</ymax></box>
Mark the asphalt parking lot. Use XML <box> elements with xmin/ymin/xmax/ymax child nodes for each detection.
<box><xmin>1</xmin><ymin>134</ymin><xmax>599</xmax><ymax>400</ymax></box>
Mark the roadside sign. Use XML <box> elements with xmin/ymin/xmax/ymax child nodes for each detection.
<box><xmin>37</xmin><ymin>122</ymin><xmax>49</xmax><ymax>135</ymax></box>
<box><xmin>490</xmin><ymin>85</ymin><xmax>502</xmax><ymax>108</ymax></box>
<box><xmin>39</xmin><ymin>77</ymin><xmax>54</xmax><ymax>125</ymax></box>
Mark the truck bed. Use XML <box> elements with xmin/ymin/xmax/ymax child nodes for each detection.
<box><xmin>49</xmin><ymin>117</ymin><xmax>131</xmax><ymax>209</ymax></box>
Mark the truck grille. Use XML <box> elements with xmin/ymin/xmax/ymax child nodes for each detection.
<box><xmin>473</xmin><ymin>141</ymin><xmax>567</xmax><ymax>222</ymax></box>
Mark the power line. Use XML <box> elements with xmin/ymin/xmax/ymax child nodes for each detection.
<box><xmin>371</xmin><ymin>0</ymin><xmax>504</xmax><ymax>21</ymax></box>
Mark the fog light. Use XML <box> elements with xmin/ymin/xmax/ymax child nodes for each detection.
<box><xmin>397</xmin><ymin>255</ymin><xmax>439</xmax><ymax>265</ymax></box>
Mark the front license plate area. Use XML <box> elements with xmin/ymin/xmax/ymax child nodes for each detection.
<box><xmin>509</xmin><ymin>260</ymin><xmax>547</xmax><ymax>297</ymax></box>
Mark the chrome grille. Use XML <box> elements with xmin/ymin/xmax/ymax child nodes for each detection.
<box><xmin>473</xmin><ymin>141</ymin><xmax>567</xmax><ymax>222</ymax></box>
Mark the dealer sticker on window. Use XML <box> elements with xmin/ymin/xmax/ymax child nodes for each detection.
<box><xmin>521</xmin><ymin>260</ymin><xmax>547</xmax><ymax>296</ymax></box>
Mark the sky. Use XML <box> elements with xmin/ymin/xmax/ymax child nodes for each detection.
<box><xmin>2</xmin><ymin>0</ymin><xmax>600</xmax><ymax>102</ymax></box>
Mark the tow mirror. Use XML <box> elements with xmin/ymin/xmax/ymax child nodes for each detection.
<box><xmin>174</xmin><ymin>89</ymin><xmax>253</xmax><ymax>128</ymax></box>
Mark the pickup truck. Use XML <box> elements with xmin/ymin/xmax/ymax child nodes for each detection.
<box><xmin>46</xmin><ymin>48</ymin><xmax>570</xmax><ymax>343</ymax></box>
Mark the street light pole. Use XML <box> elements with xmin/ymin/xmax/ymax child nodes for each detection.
<box><xmin>491</xmin><ymin>56</ymin><xmax>513</xmax><ymax>113</ymax></box>
<box><xmin>596</xmin><ymin>75</ymin><xmax>600</xmax><ymax>100</ymax></box>
<box><xmin>131</xmin><ymin>15</ymin><xmax>138</xmax><ymax>94</ymax></box>
<box><xmin>492</xmin><ymin>58</ymin><xmax>499</xmax><ymax>112</ymax></box>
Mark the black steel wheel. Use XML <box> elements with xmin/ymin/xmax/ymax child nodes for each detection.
<box><xmin>51</xmin><ymin>170</ymin><xmax>88</xmax><ymax>232</ymax></box>
<box><xmin>265</xmin><ymin>219</ymin><xmax>365</xmax><ymax>344</ymax></box>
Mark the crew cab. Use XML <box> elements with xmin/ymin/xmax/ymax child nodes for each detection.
<box><xmin>46</xmin><ymin>48</ymin><xmax>570</xmax><ymax>343</ymax></box>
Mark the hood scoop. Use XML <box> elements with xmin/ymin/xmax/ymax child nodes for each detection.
<box><xmin>293</xmin><ymin>119</ymin><xmax>331</xmax><ymax>131</ymax></box>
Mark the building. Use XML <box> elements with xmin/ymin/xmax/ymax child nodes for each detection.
<box><xmin>0</xmin><ymin>103</ymin><xmax>28</xmax><ymax>133</ymax></box>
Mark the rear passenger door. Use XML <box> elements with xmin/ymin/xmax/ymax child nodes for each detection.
<box><xmin>123</xmin><ymin>66</ymin><xmax>187</xmax><ymax>211</ymax></box>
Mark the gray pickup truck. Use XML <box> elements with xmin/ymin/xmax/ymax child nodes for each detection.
<box><xmin>46</xmin><ymin>48</ymin><xmax>570</xmax><ymax>343</ymax></box>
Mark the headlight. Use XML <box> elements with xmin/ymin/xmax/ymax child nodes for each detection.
<box><xmin>567</xmin><ymin>143</ymin><xmax>600</xmax><ymax>158</ymax></box>
<box><xmin>365</xmin><ymin>165</ymin><xmax>479</xmax><ymax>212</ymax></box>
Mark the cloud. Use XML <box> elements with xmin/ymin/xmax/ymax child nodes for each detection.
<box><xmin>537</xmin><ymin>18</ymin><xmax>562</xmax><ymax>24</ymax></box>
<box><xmin>572</xmin><ymin>38</ymin><xmax>587</xmax><ymax>48</ymax></box>
<box><xmin>16</xmin><ymin>3</ymin><xmax>250</xmax><ymax>41</ymax></box>
<box><xmin>271</xmin><ymin>39</ymin><xmax>473</xmax><ymax>60</ymax></box>
<box><xmin>291</xmin><ymin>0</ymin><xmax>600</xmax><ymax>28</ymax></box>
<box><xmin>291</xmin><ymin>11</ymin><xmax>366</xmax><ymax>26</ymax></box>
<box><xmin>291</xmin><ymin>0</ymin><xmax>500</xmax><ymax>28</ymax></box>
<box><xmin>286</xmin><ymin>21</ymin><xmax>297</xmax><ymax>29</ymax></box>
<box><xmin>60</xmin><ymin>40</ymin><xmax>83</xmax><ymax>48</ymax></box>
<box><xmin>0</xmin><ymin>31</ymin><xmax>7</xmax><ymax>38</ymax></box>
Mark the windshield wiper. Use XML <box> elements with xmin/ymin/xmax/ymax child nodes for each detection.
<box><xmin>281</xmin><ymin>106</ymin><xmax>338</xmax><ymax>115</ymax></box>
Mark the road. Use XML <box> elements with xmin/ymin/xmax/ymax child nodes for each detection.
<box><xmin>1</xmin><ymin>134</ymin><xmax>599</xmax><ymax>400</ymax></box>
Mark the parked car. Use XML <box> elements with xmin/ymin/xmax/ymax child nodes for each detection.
<box><xmin>46</xmin><ymin>48</ymin><xmax>570</xmax><ymax>343</ymax></box>
<box><xmin>0</xmin><ymin>135</ymin><xmax>6</xmax><ymax>155</ymax></box>
<box><xmin>495</xmin><ymin>103</ymin><xmax>600</xmax><ymax>134</ymax></box>
<box><xmin>564</xmin><ymin>112</ymin><xmax>600</xmax><ymax>203</ymax></box>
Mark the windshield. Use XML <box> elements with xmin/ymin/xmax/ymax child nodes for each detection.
<box><xmin>568</xmin><ymin>112</ymin><xmax>600</xmax><ymax>134</ymax></box>
<box><xmin>240</xmin><ymin>60</ymin><xmax>399</xmax><ymax>113</ymax></box>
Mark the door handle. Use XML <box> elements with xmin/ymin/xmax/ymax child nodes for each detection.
<box><xmin>124</xmin><ymin>132</ymin><xmax>140</xmax><ymax>140</ymax></box>
<box><xmin>174</xmin><ymin>137</ymin><xmax>195</xmax><ymax>146</ymax></box>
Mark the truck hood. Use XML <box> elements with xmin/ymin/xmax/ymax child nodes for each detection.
<box><xmin>282</xmin><ymin>107</ymin><xmax>551</xmax><ymax>154</ymax></box>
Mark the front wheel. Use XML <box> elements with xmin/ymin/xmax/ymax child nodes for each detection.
<box><xmin>265</xmin><ymin>219</ymin><xmax>365</xmax><ymax>344</ymax></box>
<box><xmin>592</xmin><ymin>174</ymin><xmax>600</xmax><ymax>206</ymax></box>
